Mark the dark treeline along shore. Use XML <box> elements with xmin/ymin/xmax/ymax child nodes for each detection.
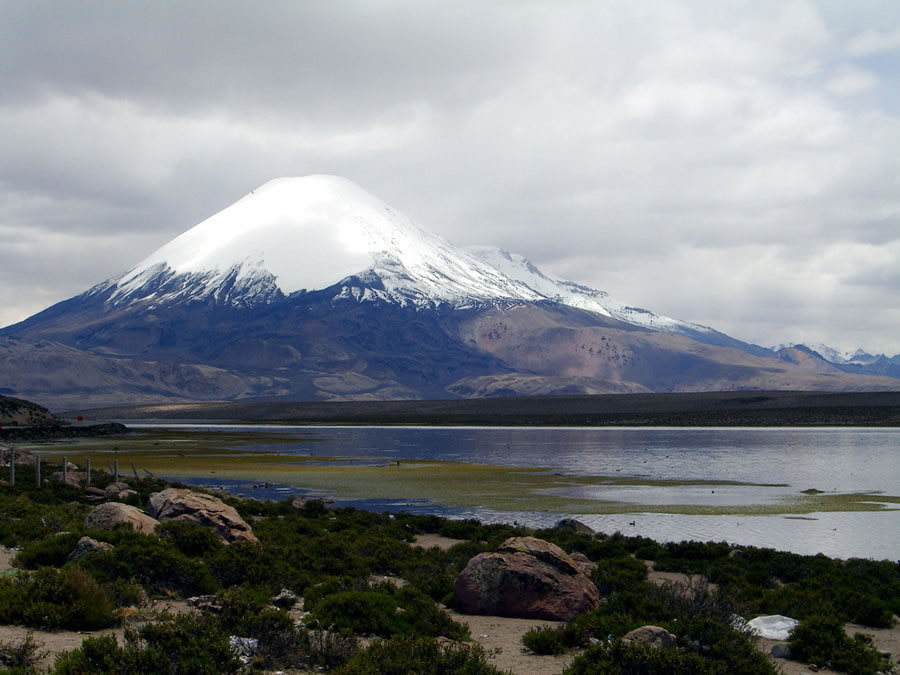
<box><xmin>72</xmin><ymin>390</ymin><xmax>900</xmax><ymax>427</ymax></box>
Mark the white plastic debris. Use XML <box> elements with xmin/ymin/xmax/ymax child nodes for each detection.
<box><xmin>746</xmin><ymin>615</ymin><xmax>800</xmax><ymax>640</ymax></box>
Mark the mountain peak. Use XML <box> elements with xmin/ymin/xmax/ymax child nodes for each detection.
<box><xmin>104</xmin><ymin>175</ymin><xmax>541</xmax><ymax>309</ymax></box>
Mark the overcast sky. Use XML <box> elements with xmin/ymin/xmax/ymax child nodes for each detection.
<box><xmin>1</xmin><ymin>1</ymin><xmax>898</xmax><ymax>355</ymax></box>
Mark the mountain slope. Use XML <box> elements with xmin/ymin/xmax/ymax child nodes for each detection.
<box><xmin>466</xmin><ymin>246</ymin><xmax>770</xmax><ymax>356</ymax></box>
<box><xmin>2</xmin><ymin>175</ymin><xmax>897</xmax><ymax>408</ymax></box>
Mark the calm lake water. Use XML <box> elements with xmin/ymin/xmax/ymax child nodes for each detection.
<box><xmin>137</xmin><ymin>425</ymin><xmax>900</xmax><ymax>561</ymax></box>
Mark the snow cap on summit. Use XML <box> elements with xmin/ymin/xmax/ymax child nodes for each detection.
<box><xmin>112</xmin><ymin>175</ymin><xmax>541</xmax><ymax>307</ymax></box>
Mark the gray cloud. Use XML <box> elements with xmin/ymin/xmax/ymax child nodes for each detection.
<box><xmin>1</xmin><ymin>0</ymin><xmax>898</xmax><ymax>355</ymax></box>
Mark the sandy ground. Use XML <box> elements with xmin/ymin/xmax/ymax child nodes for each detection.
<box><xmin>412</xmin><ymin>533</ymin><xmax>467</xmax><ymax>550</ymax></box>
<box><xmin>2</xmin><ymin>544</ymin><xmax>898</xmax><ymax>674</ymax></box>
<box><xmin>0</xmin><ymin>546</ymin><xmax>15</xmax><ymax>575</ymax></box>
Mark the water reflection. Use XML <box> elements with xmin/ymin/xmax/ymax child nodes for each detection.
<box><xmin>141</xmin><ymin>425</ymin><xmax>900</xmax><ymax>560</ymax></box>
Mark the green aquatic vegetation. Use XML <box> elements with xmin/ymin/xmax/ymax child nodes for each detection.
<box><xmin>28</xmin><ymin>428</ymin><xmax>900</xmax><ymax>516</ymax></box>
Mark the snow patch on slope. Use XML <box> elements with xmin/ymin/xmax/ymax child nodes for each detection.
<box><xmin>466</xmin><ymin>246</ymin><xmax>715</xmax><ymax>336</ymax></box>
<box><xmin>107</xmin><ymin>176</ymin><xmax>542</xmax><ymax>309</ymax></box>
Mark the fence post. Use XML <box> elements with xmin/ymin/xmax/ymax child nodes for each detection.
<box><xmin>86</xmin><ymin>458</ymin><xmax>92</xmax><ymax>487</ymax></box>
<box><xmin>63</xmin><ymin>456</ymin><xmax>68</xmax><ymax>485</ymax></box>
<box><xmin>8</xmin><ymin>450</ymin><xmax>13</xmax><ymax>486</ymax></box>
<box><xmin>114</xmin><ymin>460</ymin><xmax>119</xmax><ymax>484</ymax></box>
<box><xmin>35</xmin><ymin>456</ymin><xmax>41</xmax><ymax>487</ymax></box>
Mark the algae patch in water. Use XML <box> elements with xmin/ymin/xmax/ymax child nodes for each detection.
<box><xmin>28</xmin><ymin>428</ymin><xmax>900</xmax><ymax>517</ymax></box>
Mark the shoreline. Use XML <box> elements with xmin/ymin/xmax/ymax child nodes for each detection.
<box><xmin>65</xmin><ymin>390</ymin><xmax>900</xmax><ymax>427</ymax></box>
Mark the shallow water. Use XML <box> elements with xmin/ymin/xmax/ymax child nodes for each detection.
<box><xmin>136</xmin><ymin>424</ymin><xmax>900</xmax><ymax>560</ymax></box>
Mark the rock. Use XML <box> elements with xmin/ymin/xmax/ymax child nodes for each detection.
<box><xmin>621</xmin><ymin>625</ymin><xmax>677</xmax><ymax>649</ymax></box>
<box><xmin>85</xmin><ymin>487</ymin><xmax>106</xmax><ymax>498</ymax></box>
<box><xmin>229</xmin><ymin>636</ymin><xmax>258</xmax><ymax>666</ymax></box>
<box><xmin>67</xmin><ymin>536</ymin><xmax>113</xmax><ymax>561</ymax></box>
<box><xmin>554</xmin><ymin>518</ymin><xmax>595</xmax><ymax>535</ymax></box>
<box><xmin>0</xmin><ymin>446</ymin><xmax>37</xmax><ymax>466</ymax></box>
<box><xmin>105</xmin><ymin>482</ymin><xmax>132</xmax><ymax>498</ymax></box>
<box><xmin>84</xmin><ymin>502</ymin><xmax>159</xmax><ymax>534</ymax></box>
<box><xmin>147</xmin><ymin>488</ymin><xmax>259</xmax><ymax>544</ymax></box>
<box><xmin>114</xmin><ymin>489</ymin><xmax>138</xmax><ymax>501</ymax></box>
<box><xmin>290</xmin><ymin>496</ymin><xmax>335</xmax><ymax>509</ymax></box>
<box><xmin>51</xmin><ymin>470</ymin><xmax>87</xmax><ymax>487</ymax></box>
<box><xmin>770</xmin><ymin>643</ymin><xmax>793</xmax><ymax>659</ymax></box>
<box><xmin>569</xmin><ymin>551</ymin><xmax>598</xmax><ymax>576</ymax></box>
<box><xmin>187</xmin><ymin>595</ymin><xmax>222</xmax><ymax>613</ymax></box>
<box><xmin>454</xmin><ymin>536</ymin><xmax>600</xmax><ymax>621</ymax></box>
<box><xmin>272</xmin><ymin>588</ymin><xmax>299</xmax><ymax>608</ymax></box>
<box><xmin>808</xmin><ymin>665</ymin><xmax>819</xmax><ymax>672</ymax></box>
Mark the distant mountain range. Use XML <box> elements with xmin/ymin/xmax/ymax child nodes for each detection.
<box><xmin>1</xmin><ymin>175</ymin><xmax>897</xmax><ymax>409</ymax></box>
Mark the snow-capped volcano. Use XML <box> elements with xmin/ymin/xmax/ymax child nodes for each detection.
<box><xmin>4</xmin><ymin>175</ymin><xmax>899</xmax><ymax>407</ymax></box>
<box><xmin>104</xmin><ymin>175</ymin><xmax>541</xmax><ymax>309</ymax></box>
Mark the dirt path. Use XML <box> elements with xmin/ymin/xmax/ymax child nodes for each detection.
<box><xmin>0</xmin><ymin>625</ymin><xmax>124</xmax><ymax>671</ymax></box>
<box><xmin>450</xmin><ymin>612</ymin><xmax>572</xmax><ymax>675</ymax></box>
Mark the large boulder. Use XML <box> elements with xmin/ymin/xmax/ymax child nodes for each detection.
<box><xmin>147</xmin><ymin>488</ymin><xmax>259</xmax><ymax>544</ymax></box>
<box><xmin>84</xmin><ymin>502</ymin><xmax>159</xmax><ymax>534</ymax></box>
<box><xmin>621</xmin><ymin>625</ymin><xmax>677</xmax><ymax>649</ymax></box>
<box><xmin>454</xmin><ymin>536</ymin><xmax>600</xmax><ymax>621</ymax></box>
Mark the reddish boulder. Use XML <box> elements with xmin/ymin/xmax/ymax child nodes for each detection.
<box><xmin>454</xmin><ymin>536</ymin><xmax>600</xmax><ymax>621</ymax></box>
<box><xmin>147</xmin><ymin>488</ymin><xmax>258</xmax><ymax>544</ymax></box>
<box><xmin>570</xmin><ymin>551</ymin><xmax>599</xmax><ymax>576</ymax></box>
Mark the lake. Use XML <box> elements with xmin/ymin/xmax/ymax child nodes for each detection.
<box><xmin>133</xmin><ymin>425</ymin><xmax>900</xmax><ymax>560</ymax></box>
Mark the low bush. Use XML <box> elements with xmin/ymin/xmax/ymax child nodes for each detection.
<box><xmin>0</xmin><ymin>567</ymin><xmax>117</xmax><ymax>630</ymax></box>
<box><xmin>156</xmin><ymin>520</ymin><xmax>223</xmax><ymax>557</ymax></box>
<box><xmin>75</xmin><ymin>535</ymin><xmax>218</xmax><ymax>597</ymax></box>
<box><xmin>12</xmin><ymin>533</ymin><xmax>81</xmax><ymax>570</ymax></box>
<box><xmin>591</xmin><ymin>555</ymin><xmax>649</xmax><ymax>595</ymax></box>
<box><xmin>337</xmin><ymin>635</ymin><xmax>509</xmax><ymax>675</ymax></box>
<box><xmin>51</xmin><ymin>613</ymin><xmax>241</xmax><ymax>675</ymax></box>
<box><xmin>522</xmin><ymin>625</ymin><xmax>566</xmax><ymax>655</ymax></box>
<box><xmin>311</xmin><ymin>585</ymin><xmax>469</xmax><ymax>640</ymax></box>
<box><xmin>788</xmin><ymin>614</ymin><xmax>893</xmax><ymax>675</ymax></box>
<box><xmin>0</xmin><ymin>632</ymin><xmax>47</xmax><ymax>671</ymax></box>
<box><xmin>563</xmin><ymin>640</ymin><xmax>726</xmax><ymax>675</ymax></box>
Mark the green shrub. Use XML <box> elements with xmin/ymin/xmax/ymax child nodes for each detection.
<box><xmin>156</xmin><ymin>520</ymin><xmax>223</xmax><ymax>557</ymax></box>
<box><xmin>591</xmin><ymin>555</ymin><xmax>649</xmax><ymax>595</ymax></box>
<box><xmin>337</xmin><ymin>635</ymin><xmax>509</xmax><ymax>675</ymax></box>
<box><xmin>0</xmin><ymin>632</ymin><xmax>47</xmax><ymax>671</ymax></box>
<box><xmin>0</xmin><ymin>567</ymin><xmax>117</xmax><ymax>630</ymax></box>
<box><xmin>314</xmin><ymin>590</ymin><xmax>405</xmax><ymax>636</ymax></box>
<box><xmin>51</xmin><ymin>635</ymin><xmax>125</xmax><ymax>675</ymax></box>
<box><xmin>207</xmin><ymin>540</ymin><xmax>308</xmax><ymax>591</ymax></box>
<box><xmin>788</xmin><ymin>615</ymin><xmax>893</xmax><ymax>675</ymax></box>
<box><xmin>75</xmin><ymin>536</ymin><xmax>218</xmax><ymax>596</ymax></box>
<box><xmin>12</xmin><ymin>533</ymin><xmax>81</xmax><ymax>570</ymax></box>
<box><xmin>564</xmin><ymin>640</ymin><xmax>726</xmax><ymax>675</ymax></box>
<box><xmin>52</xmin><ymin>613</ymin><xmax>241</xmax><ymax>675</ymax></box>
<box><xmin>311</xmin><ymin>586</ymin><xmax>469</xmax><ymax>640</ymax></box>
<box><xmin>522</xmin><ymin>625</ymin><xmax>566</xmax><ymax>655</ymax></box>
